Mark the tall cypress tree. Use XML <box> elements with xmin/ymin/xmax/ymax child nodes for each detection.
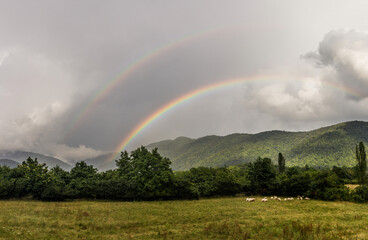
<box><xmin>356</xmin><ymin>142</ymin><xmax>367</xmax><ymax>184</ymax></box>
<box><xmin>278</xmin><ymin>152</ymin><xmax>285</xmax><ymax>173</ymax></box>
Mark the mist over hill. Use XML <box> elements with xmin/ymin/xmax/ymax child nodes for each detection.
<box><xmin>0</xmin><ymin>159</ymin><xmax>19</xmax><ymax>168</ymax></box>
<box><xmin>0</xmin><ymin>151</ymin><xmax>72</xmax><ymax>170</ymax></box>
<box><xmin>83</xmin><ymin>152</ymin><xmax>118</xmax><ymax>172</ymax></box>
<box><xmin>147</xmin><ymin>121</ymin><xmax>368</xmax><ymax>170</ymax></box>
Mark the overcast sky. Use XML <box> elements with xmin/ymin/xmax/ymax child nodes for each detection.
<box><xmin>1</xmin><ymin>0</ymin><xmax>368</xmax><ymax>162</ymax></box>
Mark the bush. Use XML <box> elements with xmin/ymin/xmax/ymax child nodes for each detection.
<box><xmin>323</xmin><ymin>187</ymin><xmax>350</xmax><ymax>201</ymax></box>
<box><xmin>351</xmin><ymin>185</ymin><xmax>368</xmax><ymax>203</ymax></box>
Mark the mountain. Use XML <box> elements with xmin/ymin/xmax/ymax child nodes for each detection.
<box><xmin>0</xmin><ymin>151</ymin><xmax>72</xmax><ymax>170</ymax></box>
<box><xmin>147</xmin><ymin>121</ymin><xmax>368</xmax><ymax>170</ymax></box>
<box><xmin>0</xmin><ymin>159</ymin><xmax>20</xmax><ymax>168</ymax></box>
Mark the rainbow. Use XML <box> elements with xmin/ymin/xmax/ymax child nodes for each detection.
<box><xmin>106</xmin><ymin>75</ymin><xmax>364</xmax><ymax>164</ymax></box>
<box><xmin>66</xmin><ymin>27</ymin><xmax>227</xmax><ymax>137</ymax></box>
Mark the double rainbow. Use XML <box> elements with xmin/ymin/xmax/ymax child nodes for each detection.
<box><xmin>67</xmin><ymin>27</ymin><xmax>227</xmax><ymax>136</ymax></box>
<box><xmin>106</xmin><ymin>75</ymin><xmax>364</xmax><ymax>164</ymax></box>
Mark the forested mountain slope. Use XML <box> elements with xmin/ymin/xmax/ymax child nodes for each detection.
<box><xmin>147</xmin><ymin>121</ymin><xmax>368</xmax><ymax>170</ymax></box>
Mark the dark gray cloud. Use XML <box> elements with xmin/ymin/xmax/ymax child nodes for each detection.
<box><xmin>1</xmin><ymin>1</ymin><xmax>368</xmax><ymax>161</ymax></box>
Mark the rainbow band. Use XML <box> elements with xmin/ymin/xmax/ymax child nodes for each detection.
<box><xmin>111</xmin><ymin>77</ymin><xmax>253</xmax><ymax>159</ymax></box>
<box><xmin>106</xmin><ymin>75</ymin><xmax>364</xmax><ymax>164</ymax></box>
<box><xmin>66</xmin><ymin>27</ymin><xmax>227</xmax><ymax>137</ymax></box>
<box><xmin>104</xmin><ymin>73</ymin><xmax>364</xmax><ymax>165</ymax></box>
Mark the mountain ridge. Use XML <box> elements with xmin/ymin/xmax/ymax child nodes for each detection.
<box><xmin>0</xmin><ymin>151</ymin><xmax>72</xmax><ymax>170</ymax></box>
<box><xmin>147</xmin><ymin>121</ymin><xmax>368</xmax><ymax>170</ymax></box>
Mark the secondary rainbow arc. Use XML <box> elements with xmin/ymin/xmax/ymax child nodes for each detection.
<box><xmin>106</xmin><ymin>75</ymin><xmax>364</xmax><ymax>164</ymax></box>
<box><xmin>66</xmin><ymin>27</ymin><xmax>227</xmax><ymax>137</ymax></box>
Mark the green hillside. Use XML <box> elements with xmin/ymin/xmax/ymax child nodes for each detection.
<box><xmin>147</xmin><ymin>121</ymin><xmax>368</xmax><ymax>170</ymax></box>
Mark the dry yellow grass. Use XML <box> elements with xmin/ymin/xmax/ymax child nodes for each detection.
<box><xmin>346</xmin><ymin>184</ymin><xmax>360</xmax><ymax>190</ymax></box>
<box><xmin>0</xmin><ymin>197</ymin><xmax>367</xmax><ymax>239</ymax></box>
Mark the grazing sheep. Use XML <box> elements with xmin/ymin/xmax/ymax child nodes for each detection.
<box><xmin>246</xmin><ymin>198</ymin><xmax>255</xmax><ymax>202</ymax></box>
<box><xmin>270</xmin><ymin>196</ymin><xmax>274</xmax><ymax>200</ymax></box>
<box><xmin>305</xmin><ymin>197</ymin><xmax>310</xmax><ymax>200</ymax></box>
<box><xmin>277</xmin><ymin>198</ymin><xmax>281</xmax><ymax>201</ymax></box>
<box><xmin>261</xmin><ymin>198</ymin><xmax>268</xmax><ymax>202</ymax></box>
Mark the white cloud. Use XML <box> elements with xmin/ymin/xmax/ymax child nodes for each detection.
<box><xmin>0</xmin><ymin>51</ymin><xmax>9</xmax><ymax>66</ymax></box>
<box><xmin>42</xmin><ymin>144</ymin><xmax>104</xmax><ymax>163</ymax></box>
<box><xmin>304</xmin><ymin>29</ymin><xmax>368</xmax><ymax>98</ymax></box>
<box><xmin>247</xmin><ymin>77</ymin><xmax>325</xmax><ymax>121</ymax></box>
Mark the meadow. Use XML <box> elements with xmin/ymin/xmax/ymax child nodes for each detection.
<box><xmin>0</xmin><ymin>197</ymin><xmax>367</xmax><ymax>239</ymax></box>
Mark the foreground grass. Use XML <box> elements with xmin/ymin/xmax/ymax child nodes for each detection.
<box><xmin>0</xmin><ymin>198</ymin><xmax>368</xmax><ymax>239</ymax></box>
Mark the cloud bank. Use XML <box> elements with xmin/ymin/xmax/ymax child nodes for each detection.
<box><xmin>1</xmin><ymin>1</ymin><xmax>368</xmax><ymax>162</ymax></box>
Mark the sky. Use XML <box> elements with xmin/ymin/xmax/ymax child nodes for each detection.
<box><xmin>1</xmin><ymin>0</ymin><xmax>368</xmax><ymax>163</ymax></box>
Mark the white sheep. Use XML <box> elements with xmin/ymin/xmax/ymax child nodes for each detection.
<box><xmin>261</xmin><ymin>198</ymin><xmax>268</xmax><ymax>202</ymax></box>
<box><xmin>277</xmin><ymin>198</ymin><xmax>281</xmax><ymax>201</ymax></box>
<box><xmin>305</xmin><ymin>197</ymin><xmax>310</xmax><ymax>200</ymax></box>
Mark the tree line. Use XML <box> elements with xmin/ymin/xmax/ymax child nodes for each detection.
<box><xmin>0</xmin><ymin>143</ymin><xmax>367</xmax><ymax>202</ymax></box>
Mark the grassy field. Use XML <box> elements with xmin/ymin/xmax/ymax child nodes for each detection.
<box><xmin>0</xmin><ymin>197</ymin><xmax>368</xmax><ymax>239</ymax></box>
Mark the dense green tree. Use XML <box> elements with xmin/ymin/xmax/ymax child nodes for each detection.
<box><xmin>40</xmin><ymin>166</ymin><xmax>71</xmax><ymax>201</ymax></box>
<box><xmin>351</xmin><ymin>185</ymin><xmax>368</xmax><ymax>202</ymax></box>
<box><xmin>173</xmin><ymin>171</ymin><xmax>198</xmax><ymax>199</ymax></box>
<box><xmin>116</xmin><ymin>146</ymin><xmax>175</xmax><ymax>200</ymax></box>
<box><xmin>332</xmin><ymin>166</ymin><xmax>354</xmax><ymax>183</ymax></box>
<box><xmin>248</xmin><ymin>157</ymin><xmax>276</xmax><ymax>195</ymax></box>
<box><xmin>0</xmin><ymin>166</ymin><xmax>14</xmax><ymax>198</ymax></box>
<box><xmin>278</xmin><ymin>152</ymin><xmax>286</xmax><ymax>173</ymax></box>
<box><xmin>228</xmin><ymin>165</ymin><xmax>251</xmax><ymax>193</ymax></box>
<box><xmin>356</xmin><ymin>142</ymin><xmax>367</xmax><ymax>184</ymax></box>
<box><xmin>277</xmin><ymin>169</ymin><xmax>315</xmax><ymax>197</ymax></box>
<box><xmin>214</xmin><ymin>167</ymin><xmax>241</xmax><ymax>195</ymax></box>
<box><xmin>17</xmin><ymin>157</ymin><xmax>51</xmax><ymax>199</ymax></box>
<box><xmin>307</xmin><ymin>170</ymin><xmax>348</xmax><ymax>200</ymax></box>
<box><xmin>189</xmin><ymin>167</ymin><xmax>217</xmax><ymax>197</ymax></box>
<box><xmin>67</xmin><ymin>161</ymin><xmax>98</xmax><ymax>199</ymax></box>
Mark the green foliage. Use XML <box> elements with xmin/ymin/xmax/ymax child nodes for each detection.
<box><xmin>67</xmin><ymin>161</ymin><xmax>98</xmax><ymax>199</ymax></box>
<box><xmin>115</xmin><ymin>146</ymin><xmax>175</xmax><ymax>200</ymax></box>
<box><xmin>1</xmin><ymin>142</ymin><xmax>368</xmax><ymax>203</ymax></box>
<box><xmin>0</xmin><ymin>166</ymin><xmax>14</xmax><ymax>198</ymax></box>
<box><xmin>351</xmin><ymin>185</ymin><xmax>368</xmax><ymax>202</ymax></box>
<box><xmin>173</xmin><ymin>171</ymin><xmax>199</xmax><ymax>199</ymax></box>
<box><xmin>148</xmin><ymin>121</ymin><xmax>368</xmax><ymax>170</ymax></box>
<box><xmin>18</xmin><ymin>157</ymin><xmax>51</xmax><ymax>199</ymax></box>
<box><xmin>277</xmin><ymin>169</ymin><xmax>314</xmax><ymax>197</ymax></box>
<box><xmin>247</xmin><ymin>157</ymin><xmax>276</xmax><ymax>195</ymax></box>
<box><xmin>332</xmin><ymin>166</ymin><xmax>354</xmax><ymax>183</ymax></box>
<box><xmin>40</xmin><ymin>166</ymin><xmax>70</xmax><ymax>201</ymax></box>
<box><xmin>355</xmin><ymin>142</ymin><xmax>367</xmax><ymax>184</ymax></box>
<box><xmin>185</xmin><ymin>166</ymin><xmax>241</xmax><ymax>197</ymax></box>
<box><xmin>278</xmin><ymin>152</ymin><xmax>285</xmax><ymax>173</ymax></box>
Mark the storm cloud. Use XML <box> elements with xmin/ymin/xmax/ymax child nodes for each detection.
<box><xmin>1</xmin><ymin>1</ymin><xmax>368</xmax><ymax>162</ymax></box>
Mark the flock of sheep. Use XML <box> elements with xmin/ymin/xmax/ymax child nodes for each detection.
<box><xmin>246</xmin><ymin>196</ymin><xmax>310</xmax><ymax>202</ymax></box>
